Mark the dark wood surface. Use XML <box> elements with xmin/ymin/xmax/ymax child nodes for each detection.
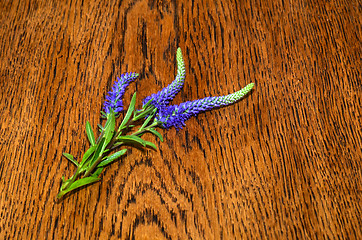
<box><xmin>1</xmin><ymin>0</ymin><xmax>361</xmax><ymax>239</ymax></box>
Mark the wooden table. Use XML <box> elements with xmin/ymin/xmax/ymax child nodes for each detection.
<box><xmin>1</xmin><ymin>0</ymin><xmax>361</xmax><ymax>239</ymax></box>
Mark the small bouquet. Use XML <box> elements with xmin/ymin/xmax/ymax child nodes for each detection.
<box><xmin>57</xmin><ymin>48</ymin><xmax>254</xmax><ymax>200</ymax></box>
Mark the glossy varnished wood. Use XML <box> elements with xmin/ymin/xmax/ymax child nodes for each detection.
<box><xmin>0</xmin><ymin>0</ymin><xmax>361</xmax><ymax>239</ymax></box>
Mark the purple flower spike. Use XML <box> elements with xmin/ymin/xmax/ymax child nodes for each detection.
<box><xmin>143</xmin><ymin>48</ymin><xmax>185</xmax><ymax>109</ymax></box>
<box><xmin>103</xmin><ymin>72</ymin><xmax>139</xmax><ymax>115</ymax></box>
<box><xmin>156</xmin><ymin>83</ymin><xmax>255</xmax><ymax>129</ymax></box>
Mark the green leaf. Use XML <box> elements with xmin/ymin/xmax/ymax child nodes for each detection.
<box><xmin>63</xmin><ymin>153</ymin><xmax>79</xmax><ymax>167</ymax></box>
<box><xmin>97</xmin><ymin>124</ymin><xmax>104</xmax><ymax>132</ymax></box>
<box><xmin>117</xmin><ymin>135</ymin><xmax>146</xmax><ymax>147</ymax></box>
<box><xmin>110</xmin><ymin>142</ymin><xmax>123</xmax><ymax>150</ymax></box>
<box><xmin>89</xmin><ymin>137</ymin><xmax>106</xmax><ymax>166</ymax></box>
<box><xmin>144</xmin><ymin>141</ymin><xmax>157</xmax><ymax>151</ymax></box>
<box><xmin>103</xmin><ymin>113</ymin><xmax>115</xmax><ymax>146</ymax></box>
<box><xmin>117</xmin><ymin>135</ymin><xmax>157</xmax><ymax>150</ymax></box>
<box><xmin>118</xmin><ymin>92</ymin><xmax>137</xmax><ymax>131</ymax></box>
<box><xmin>60</xmin><ymin>176</ymin><xmax>100</xmax><ymax>196</ymax></box>
<box><xmin>60</xmin><ymin>177</ymin><xmax>73</xmax><ymax>191</ymax></box>
<box><xmin>98</xmin><ymin>149</ymin><xmax>127</xmax><ymax>167</ymax></box>
<box><xmin>148</xmin><ymin>129</ymin><xmax>164</xmax><ymax>142</ymax></box>
<box><xmin>133</xmin><ymin>107</ymin><xmax>155</xmax><ymax>121</ymax></box>
<box><xmin>80</xmin><ymin>145</ymin><xmax>97</xmax><ymax>165</ymax></box>
<box><xmin>91</xmin><ymin>167</ymin><xmax>104</xmax><ymax>178</ymax></box>
<box><xmin>140</xmin><ymin>109</ymin><xmax>156</xmax><ymax>130</ymax></box>
<box><xmin>101</xmin><ymin>111</ymin><xmax>107</xmax><ymax>118</ymax></box>
<box><xmin>86</xmin><ymin>121</ymin><xmax>96</xmax><ymax>146</ymax></box>
<box><xmin>142</xmin><ymin>98</ymin><xmax>153</xmax><ymax>109</ymax></box>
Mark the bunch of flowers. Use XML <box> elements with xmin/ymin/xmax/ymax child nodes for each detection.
<box><xmin>57</xmin><ymin>48</ymin><xmax>254</xmax><ymax>200</ymax></box>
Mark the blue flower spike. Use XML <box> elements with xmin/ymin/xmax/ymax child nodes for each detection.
<box><xmin>143</xmin><ymin>47</ymin><xmax>186</xmax><ymax>109</ymax></box>
<box><xmin>103</xmin><ymin>72</ymin><xmax>139</xmax><ymax>115</ymax></box>
<box><xmin>156</xmin><ymin>83</ymin><xmax>255</xmax><ymax>130</ymax></box>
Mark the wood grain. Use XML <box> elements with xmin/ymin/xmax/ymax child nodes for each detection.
<box><xmin>1</xmin><ymin>0</ymin><xmax>361</xmax><ymax>239</ymax></box>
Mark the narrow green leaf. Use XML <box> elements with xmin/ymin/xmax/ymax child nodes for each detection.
<box><xmin>91</xmin><ymin>167</ymin><xmax>104</xmax><ymax>178</ymax></box>
<box><xmin>60</xmin><ymin>177</ymin><xmax>73</xmax><ymax>191</ymax></box>
<box><xmin>89</xmin><ymin>137</ymin><xmax>106</xmax><ymax>166</ymax></box>
<box><xmin>117</xmin><ymin>135</ymin><xmax>157</xmax><ymax>150</ymax></box>
<box><xmin>144</xmin><ymin>141</ymin><xmax>157</xmax><ymax>151</ymax></box>
<box><xmin>118</xmin><ymin>92</ymin><xmax>137</xmax><ymax>131</ymax></box>
<box><xmin>98</xmin><ymin>149</ymin><xmax>127</xmax><ymax>167</ymax></box>
<box><xmin>103</xmin><ymin>113</ymin><xmax>115</xmax><ymax>146</ymax></box>
<box><xmin>142</xmin><ymin>98</ymin><xmax>153</xmax><ymax>109</ymax></box>
<box><xmin>148</xmin><ymin>129</ymin><xmax>164</xmax><ymax>142</ymax></box>
<box><xmin>61</xmin><ymin>176</ymin><xmax>100</xmax><ymax>195</ymax></box>
<box><xmin>86</xmin><ymin>121</ymin><xmax>96</xmax><ymax>146</ymax></box>
<box><xmin>97</xmin><ymin>124</ymin><xmax>104</xmax><ymax>132</ymax></box>
<box><xmin>80</xmin><ymin>145</ymin><xmax>97</xmax><ymax>165</ymax></box>
<box><xmin>133</xmin><ymin>107</ymin><xmax>155</xmax><ymax>121</ymax></box>
<box><xmin>117</xmin><ymin>135</ymin><xmax>146</xmax><ymax>147</ymax></box>
<box><xmin>111</xmin><ymin>142</ymin><xmax>124</xmax><ymax>150</ymax></box>
<box><xmin>140</xmin><ymin>109</ymin><xmax>156</xmax><ymax>130</ymax></box>
<box><xmin>101</xmin><ymin>111</ymin><xmax>107</xmax><ymax>118</ymax></box>
<box><xmin>63</xmin><ymin>153</ymin><xmax>79</xmax><ymax>167</ymax></box>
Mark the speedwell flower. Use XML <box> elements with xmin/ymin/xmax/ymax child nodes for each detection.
<box><xmin>142</xmin><ymin>48</ymin><xmax>186</xmax><ymax>109</ymax></box>
<box><xmin>103</xmin><ymin>72</ymin><xmax>139</xmax><ymax>115</ymax></box>
<box><xmin>156</xmin><ymin>83</ymin><xmax>255</xmax><ymax>129</ymax></box>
